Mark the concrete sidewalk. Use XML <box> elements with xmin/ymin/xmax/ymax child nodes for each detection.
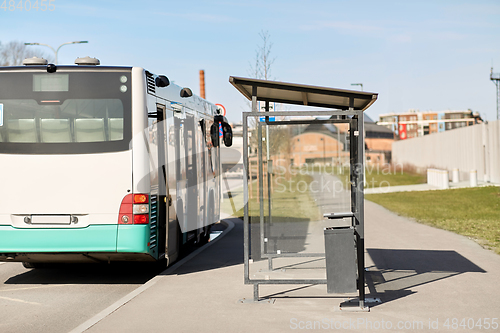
<box><xmin>77</xmin><ymin>202</ymin><xmax>500</xmax><ymax>333</ymax></box>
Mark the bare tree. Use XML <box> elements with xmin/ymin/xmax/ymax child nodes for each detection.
<box><xmin>246</xmin><ymin>31</ymin><xmax>295</xmax><ymax>179</ymax></box>
<box><xmin>248</xmin><ymin>30</ymin><xmax>276</xmax><ymax>80</ymax></box>
<box><xmin>0</xmin><ymin>41</ymin><xmax>54</xmax><ymax>66</ymax></box>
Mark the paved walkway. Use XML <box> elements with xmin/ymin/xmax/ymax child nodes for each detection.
<box><xmin>72</xmin><ymin>201</ymin><xmax>500</xmax><ymax>333</ymax></box>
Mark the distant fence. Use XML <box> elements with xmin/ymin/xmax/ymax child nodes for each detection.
<box><xmin>392</xmin><ymin>120</ymin><xmax>500</xmax><ymax>183</ymax></box>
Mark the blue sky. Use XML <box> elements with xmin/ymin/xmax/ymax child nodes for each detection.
<box><xmin>1</xmin><ymin>0</ymin><xmax>500</xmax><ymax>123</ymax></box>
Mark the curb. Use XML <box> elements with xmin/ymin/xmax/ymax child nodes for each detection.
<box><xmin>69</xmin><ymin>218</ymin><xmax>235</xmax><ymax>333</ymax></box>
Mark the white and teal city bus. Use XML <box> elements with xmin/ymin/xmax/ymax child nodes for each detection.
<box><xmin>0</xmin><ymin>57</ymin><xmax>231</xmax><ymax>267</ymax></box>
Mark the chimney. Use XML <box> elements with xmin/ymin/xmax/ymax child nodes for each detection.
<box><xmin>199</xmin><ymin>70</ymin><xmax>206</xmax><ymax>99</ymax></box>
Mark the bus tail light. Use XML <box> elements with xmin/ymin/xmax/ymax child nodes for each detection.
<box><xmin>118</xmin><ymin>193</ymin><xmax>150</xmax><ymax>225</ymax></box>
<box><xmin>133</xmin><ymin>204</ymin><xmax>149</xmax><ymax>214</ymax></box>
<box><xmin>118</xmin><ymin>194</ymin><xmax>133</xmax><ymax>224</ymax></box>
<box><xmin>133</xmin><ymin>194</ymin><xmax>149</xmax><ymax>204</ymax></box>
<box><xmin>134</xmin><ymin>214</ymin><xmax>149</xmax><ymax>224</ymax></box>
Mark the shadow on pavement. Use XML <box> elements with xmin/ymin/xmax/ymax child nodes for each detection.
<box><xmin>166</xmin><ymin>217</ymin><xmax>244</xmax><ymax>275</ymax></box>
<box><xmin>250</xmin><ymin>216</ymin><xmax>312</xmax><ymax>261</ymax></box>
<box><xmin>169</xmin><ymin>214</ymin><xmax>315</xmax><ymax>276</ymax></box>
<box><xmin>365</xmin><ymin>248</ymin><xmax>486</xmax><ymax>307</ymax></box>
<box><xmin>4</xmin><ymin>262</ymin><xmax>162</xmax><ymax>285</ymax></box>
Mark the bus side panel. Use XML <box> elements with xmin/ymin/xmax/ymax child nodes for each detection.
<box><xmin>131</xmin><ymin>67</ymin><xmax>150</xmax><ymax>194</ymax></box>
<box><xmin>205</xmin><ymin>118</ymin><xmax>219</xmax><ymax>226</ymax></box>
<box><xmin>116</xmin><ymin>224</ymin><xmax>150</xmax><ymax>253</ymax></box>
<box><xmin>198</xmin><ymin>115</ymin><xmax>206</xmax><ymax>231</ymax></box>
<box><xmin>128</xmin><ymin>67</ymin><xmax>155</xmax><ymax>258</ymax></box>
<box><xmin>0</xmin><ymin>225</ymin><xmax>118</xmax><ymax>252</ymax></box>
<box><xmin>214</xmin><ymin>138</ymin><xmax>221</xmax><ymax>224</ymax></box>
<box><xmin>165</xmin><ymin>105</ymin><xmax>179</xmax><ymax>260</ymax></box>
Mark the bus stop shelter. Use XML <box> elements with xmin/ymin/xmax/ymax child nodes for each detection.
<box><xmin>230</xmin><ymin>76</ymin><xmax>378</xmax><ymax>310</ymax></box>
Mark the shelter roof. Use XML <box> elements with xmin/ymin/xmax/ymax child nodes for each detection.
<box><xmin>229</xmin><ymin>76</ymin><xmax>378</xmax><ymax>111</ymax></box>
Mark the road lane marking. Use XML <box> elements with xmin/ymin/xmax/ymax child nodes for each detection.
<box><xmin>69</xmin><ymin>218</ymin><xmax>235</xmax><ymax>333</ymax></box>
<box><xmin>0</xmin><ymin>284</ymin><xmax>71</xmax><ymax>293</ymax></box>
<box><xmin>0</xmin><ymin>295</ymin><xmax>41</xmax><ymax>305</ymax></box>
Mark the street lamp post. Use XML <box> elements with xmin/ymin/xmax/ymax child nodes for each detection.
<box><xmin>351</xmin><ymin>83</ymin><xmax>363</xmax><ymax>91</ymax></box>
<box><xmin>24</xmin><ymin>41</ymin><xmax>88</xmax><ymax>64</ymax></box>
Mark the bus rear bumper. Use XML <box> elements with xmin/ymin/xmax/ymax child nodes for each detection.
<box><xmin>0</xmin><ymin>224</ymin><xmax>154</xmax><ymax>263</ymax></box>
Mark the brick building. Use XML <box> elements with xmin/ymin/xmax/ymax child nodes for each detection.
<box><xmin>288</xmin><ymin>115</ymin><xmax>394</xmax><ymax>165</ymax></box>
<box><xmin>378</xmin><ymin>109</ymin><xmax>483</xmax><ymax>140</ymax></box>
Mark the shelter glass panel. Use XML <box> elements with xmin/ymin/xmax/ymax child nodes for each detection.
<box><xmin>246</xmin><ymin>115</ymin><xmax>352</xmax><ymax>282</ymax></box>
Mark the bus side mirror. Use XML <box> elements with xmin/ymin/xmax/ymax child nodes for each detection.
<box><xmin>155</xmin><ymin>75</ymin><xmax>170</xmax><ymax>87</ymax></box>
<box><xmin>180</xmin><ymin>88</ymin><xmax>193</xmax><ymax>98</ymax></box>
<box><xmin>210</xmin><ymin>123</ymin><xmax>219</xmax><ymax>147</ymax></box>
<box><xmin>222</xmin><ymin>123</ymin><xmax>232</xmax><ymax>147</ymax></box>
<box><xmin>213</xmin><ymin>115</ymin><xmax>232</xmax><ymax>147</ymax></box>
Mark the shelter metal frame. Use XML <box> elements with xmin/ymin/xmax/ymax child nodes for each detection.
<box><xmin>230</xmin><ymin>76</ymin><xmax>378</xmax><ymax>309</ymax></box>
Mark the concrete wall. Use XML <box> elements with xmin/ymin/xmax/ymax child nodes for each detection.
<box><xmin>392</xmin><ymin>120</ymin><xmax>500</xmax><ymax>183</ymax></box>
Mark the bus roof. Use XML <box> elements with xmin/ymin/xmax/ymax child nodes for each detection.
<box><xmin>0</xmin><ymin>65</ymin><xmax>133</xmax><ymax>72</ymax></box>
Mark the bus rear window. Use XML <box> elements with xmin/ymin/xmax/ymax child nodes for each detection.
<box><xmin>0</xmin><ymin>99</ymin><xmax>124</xmax><ymax>143</ymax></box>
<box><xmin>0</xmin><ymin>70</ymin><xmax>132</xmax><ymax>154</ymax></box>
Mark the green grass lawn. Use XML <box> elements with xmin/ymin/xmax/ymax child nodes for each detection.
<box><xmin>315</xmin><ymin>165</ymin><xmax>426</xmax><ymax>189</ymax></box>
<box><xmin>221</xmin><ymin>174</ymin><xmax>322</xmax><ymax>222</ymax></box>
<box><xmin>365</xmin><ymin>165</ymin><xmax>426</xmax><ymax>188</ymax></box>
<box><xmin>366</xmin><ymin>186</ymin><xmax>500</xmax><ymax>254</ymax></box>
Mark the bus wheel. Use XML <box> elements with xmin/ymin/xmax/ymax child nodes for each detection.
<box><xmin>201</xmin><ymin>225</ymin><xmax>211</xmax><ymax>244</ymax></box>
<box><xmin>196</xmin><ymin>226</ymin><xmax>210</xmax><ymax>246</ymax></box>
<box><xmin>176</xmin><ymin>225</ymin><xmax>186</xmax><ymax>258</ymax></box>
<box><xmin>199</xmin><ymin>200</ymin><xmax>214</xmax><ymax>245</ymax></box>
<box><xmin>154</xmin><ymin>257</ymin><xmax>168</xmax><ymax>271</ymax></box>
<box><xmin>22</xmin><ymin>262</ymin><xmax>44</xmax><ymax>269</ymax></box>
<box><xmin>175</xmin><ymin>203</ymin><xmax>186</xmax><ymax>258</ymax></box>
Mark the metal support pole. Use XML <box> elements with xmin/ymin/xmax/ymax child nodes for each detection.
<box><xmin>265</xmin><ymin>101</ymin><xmax>273</xmax><ymax>267</ymax></box>
<box><xmin>255</xmin><ymin>88</ymin><xmax>266</xmax><ymax>258</ymax></box>
<box><xmin>258</xmin><ymin>125</ymin><xmax>265</xmax><ymax>255</ymax></box>
<box><xmin>357</xmin><ymin>109</ymin><xmax>365</xmax><ymax>238</ymax></box>
<box><xmin>253</xmin><ymin>284</ymin><xmax>259</xmax><ymax>301</ymax></box>
<box><xmin>356</xmin><ymin>108</ymin><xmax>366</xmax><ymax>308</ymax></box>
<box><xmin>349</xmin><ymin>117</ymin><xmax>358</xmax><ymax>216</ymax></box>
<box><xmin>348</xmin><ymin>104</ymin><xmax>366</xmax><ymax>309</ymax></box>
<box><xmin>266</xmin><ymin>101</ymin><xmax>272</xmax><ymax>221</ymax></box>
<box><xmin>243</xmin><ymin>113</ymin><xmax>250</xmax><ymax>283</ymax></box>
<box><xmin>356</xmin><ymin>234</ymin><xmax>365</xmax><ymax>309</ymax></box>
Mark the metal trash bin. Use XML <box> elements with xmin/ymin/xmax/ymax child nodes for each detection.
<box><xmin>324</xmin><ymin>226</ymin><xmax>357</xmax><ymax>293</ymax></box>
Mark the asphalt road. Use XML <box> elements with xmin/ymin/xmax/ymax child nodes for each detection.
<box><xmin>0</xmin><ymin>223</ymin><xmax>227</xmax><ymax>333</ymax></box>
<box><xmin>0</xmin><ymin>261</ymin><xmax>162</xmax><ymax>333</ymax></box>
<box><xmin>0</xmin><ymin>177</ymin><xmax>240</xmax><ymax>333</ymax></box>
